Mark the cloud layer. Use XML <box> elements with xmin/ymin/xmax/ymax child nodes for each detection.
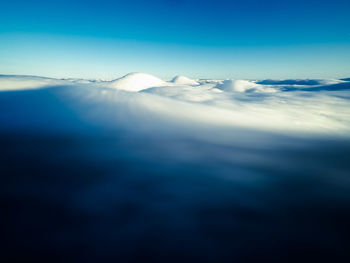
<box><xmin>2</xmin><ymin>73</ymin><xmax>350</xmax><ymax>262</ymax></box>
<box><xmin>2</xmin><ymin>73</ymin><xmax>350</xmax><ymax>138</ymax></box>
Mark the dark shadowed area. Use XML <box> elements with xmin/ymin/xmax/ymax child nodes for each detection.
<box><xmin>2</xmin><ymin>133</ymin><xmax>350</xmax><ymax>263</ymax></box>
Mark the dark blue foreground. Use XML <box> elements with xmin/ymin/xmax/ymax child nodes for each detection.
<box><xmin>2</xmin><ymin>132</ymin><xmax>350</xmax><ymax>262</ymax></box>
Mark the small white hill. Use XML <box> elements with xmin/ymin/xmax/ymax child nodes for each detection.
<box><xmin>109</xmin><ymin>73</ymin><xmax>166</xmax><ymax>92</ymax></box>
<box><xmin>171</xmin><ymin>75</ymin><xmax>199</xmax><ymax>86</ymax></box>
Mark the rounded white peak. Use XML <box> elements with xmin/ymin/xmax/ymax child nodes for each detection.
<box><xmin>171</xmin><ymin>75</ymin><xmax>199</xmax><ymax>85</ymax></box>
<box><xmin>110</xmin><ymin>72</ymin><xmax>166</xmax><ymax>92</ymax></box>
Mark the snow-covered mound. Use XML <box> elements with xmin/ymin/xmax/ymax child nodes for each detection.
<box><xmin>109</xmin><ymin>72</ymin><xmax>166</xmax><ymax>92</ymax></box>
<box><xmin>216</xmin><ymin>80</ymin><xmax>276</xmax><ymax>93</ymax></box>
<box><xmin>171</xmin><ymin>75</ymin><xmax>199</xmax><ymax>85</ymax></box>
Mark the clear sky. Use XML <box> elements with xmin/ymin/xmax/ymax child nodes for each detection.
<box><xmin>1</xmin><ymin>0</ymin><xmax>350</xmax><ymax>79</ymax></box>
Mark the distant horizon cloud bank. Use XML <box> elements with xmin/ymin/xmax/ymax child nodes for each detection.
<box><xmin>1</xmin><ymin>72</ymin><xmax>350</xmax><ymax>139</ymax></box>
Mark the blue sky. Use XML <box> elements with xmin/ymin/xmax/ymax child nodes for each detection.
<box><xmin>1</xmin><ymin>0</ymin><xmax>350</xmax><ymax>79</ymax></box>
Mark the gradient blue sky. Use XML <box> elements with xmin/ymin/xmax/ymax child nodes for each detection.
<box><xmin>1</xmin><ymin>0</ymin><xmax>350</xmax><ymax>79</ymax></box>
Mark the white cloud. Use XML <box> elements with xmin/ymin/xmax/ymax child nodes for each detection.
<box><xmin>107</xmin><ymin>72</ymin><xmax>167</xmax><ymax>92</ymax></box>
<box><xmin>1</xmin><ymin>73</ymin><xmax>350</xmax><ymax>140</ymax></box>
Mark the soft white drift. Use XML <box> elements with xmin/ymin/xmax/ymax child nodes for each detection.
<box><xmin>0</xmin><ymin>75</ymin><xmax>64</xmax><ymax>91</ymax></box>
<box><xmin>171</xmin><ymin>75</ymin><xmax>199</xmax><ymax>86</ymax></box>
<box><xmin>216</xmin><ymin>80</ymin><xmax>276</xmax><ymax>93</ymax></box>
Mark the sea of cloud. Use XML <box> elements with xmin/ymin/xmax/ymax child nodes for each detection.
<box><xmin>1</xmin><ymin>72</ymin><xmax>349</xmax><ymax>139</ymax></box>
<box><xmin>1</xmin><ymin>73</ymin><xmax>350</xmax><ymax>262</ymax></box>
